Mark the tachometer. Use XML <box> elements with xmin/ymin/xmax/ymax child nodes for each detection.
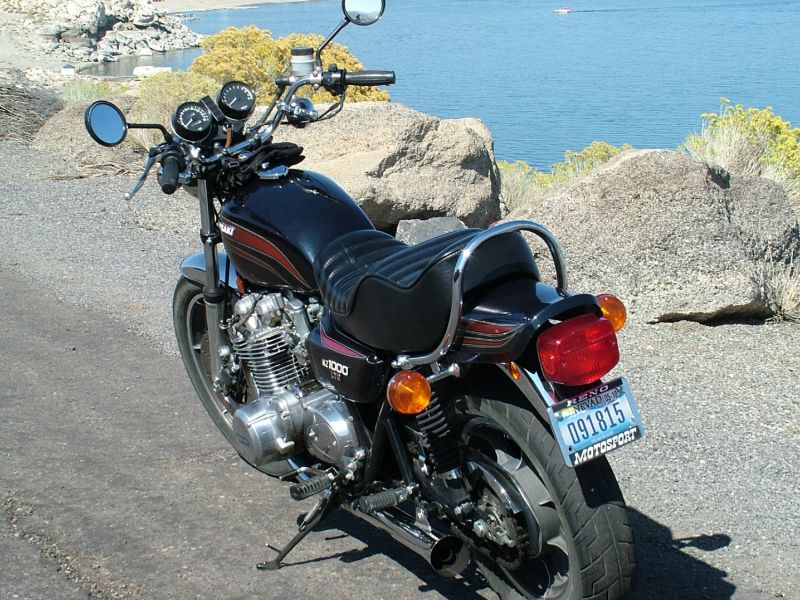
<box><xmin>171</xmin><ymin>101</ymin><xmax>213</xmax><ymax>143</ymax></box>
<box><xmin>217</xmin><ymin>81</ymin><xmax>256</xmax><ymax>121</ymax></box>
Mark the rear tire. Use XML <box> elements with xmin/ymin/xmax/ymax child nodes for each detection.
<box><xmin>172</xmin><ymin>276</ymin><xmax>291</xmax><ymax>477</ymax></box>
<box><xmin>457</xmin><ymin>395</ymin><xmax>636</xmax><ymax>599</ymax></box>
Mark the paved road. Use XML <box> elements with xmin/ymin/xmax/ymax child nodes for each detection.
<box><xmin>0</xmin><ymin>270</ymin><xmax>495</xmax><ymax>600</ymax></box>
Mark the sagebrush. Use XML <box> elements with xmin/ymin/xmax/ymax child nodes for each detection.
<box><xmin>62</xmin><ymin>79</ymin><xmax>121</xmax><ymax>105</ymax></box>
<box><xmin>190</xmin><ymin>27</ymin><xmax>389</xmax><ymax>103</ymax></box>
<box><xmin>498</xmin><ymin>141</ymin><xmax>629</xmax><ymax>213</ymax></box>
<box><xmin>753</xmin><ymin>254</ymin><xmax>800</xmax><ymax>322</ymax></box>
<box><xmin>682</xmin><ymin>99</ymin><xmax>800</xmax><ymax>210</ymax></box>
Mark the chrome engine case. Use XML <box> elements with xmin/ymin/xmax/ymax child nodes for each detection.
<box><xmin>232</xmin><ymin>387</ymin><xmax>361</xmax><ymax>470</ymax></box>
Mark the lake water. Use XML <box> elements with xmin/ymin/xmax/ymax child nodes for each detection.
<box><xmin>92</xmin><ymin>0</ymin><xmax>800</xmax><ymax>168</ymax></box>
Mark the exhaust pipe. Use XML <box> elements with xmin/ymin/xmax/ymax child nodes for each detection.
<box><xmin>344</xmin><ymin>503</ymin><xmax>470</xmax><ymax>577</ymax></box>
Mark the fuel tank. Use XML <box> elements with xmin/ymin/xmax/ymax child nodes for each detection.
<box><xmin>219</xmin><ymin>170</ymin><xmax>374</xmax><ymax>291</ymax></box>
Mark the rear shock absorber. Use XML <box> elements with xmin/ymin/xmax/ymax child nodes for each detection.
<box><xmin>416</xmin><ymin>393</ymin><xmax>462</xmax><ymax>475</ymax></box>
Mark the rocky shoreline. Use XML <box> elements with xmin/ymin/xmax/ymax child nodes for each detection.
<box><xmin>0</xmin><ymin>0</ymin><xmax>200</xmax><ymax>65</ymax></box>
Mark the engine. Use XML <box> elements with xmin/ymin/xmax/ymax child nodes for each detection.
<box><xmin>227</xmin><ymin>292</ymin><xmax>362</xmax><ymax>471</ymax></box>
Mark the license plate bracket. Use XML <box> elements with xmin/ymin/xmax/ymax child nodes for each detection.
<box><xmin>547</xmin><ymin>377</ymin><xmax>644</xmax><ymax>467</ymax></box>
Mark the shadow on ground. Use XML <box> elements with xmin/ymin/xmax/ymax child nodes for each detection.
<box><xmin>273</xmin><ymin>506</ymin><xmax>735</xmax><ymax>599</ymax></box>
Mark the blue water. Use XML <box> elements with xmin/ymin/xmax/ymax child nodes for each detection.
<box><xmin>96</xmin><ymin>0</ymin><xmax>800</xmax><ymax>168</ymax></box>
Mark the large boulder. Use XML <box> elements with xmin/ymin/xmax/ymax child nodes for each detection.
<box><xmin>507</xmin><ymin>149</ymin><xmax>800</xmax><ymax>323</ymax></box>
<box><xmin>278</xmin><ymin>102</ymin><xmax>501</xmax><ymax>229</ymax></box>
<box><xmin>32</xmin><ymin>95</ymin><xmax>144</xmax><ymax>174</ymax></box>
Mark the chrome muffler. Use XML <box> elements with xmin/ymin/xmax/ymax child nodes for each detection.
<box><xmin>344</xmin><ymin>503</ymin><xmax>470</xmax><ymax>577</ymax></box>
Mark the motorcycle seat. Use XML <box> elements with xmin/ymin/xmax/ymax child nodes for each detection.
<box><xmin>314</xmin><ymin>227</ymin><xmax>538</xmax><ymax>354</ymax></box>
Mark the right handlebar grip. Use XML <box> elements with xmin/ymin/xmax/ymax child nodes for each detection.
<box><xmin>160</xmin><ymin>155</ymin><xmax>182</xmax><ymax>195</ymax></box>
<box><xmin>343</xmin><ymin>70</ymin><xmax>396</xmax><ymax>86</ymax></box>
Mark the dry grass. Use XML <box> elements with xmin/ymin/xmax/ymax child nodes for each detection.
<box><xmin>752</xmin><ymin>254</ymin><xmax>800</xmax><ymax>322</ymax></box>
<box><xmin>683</xmin><ymin>123</ymin><xmax>764</xmax><ymax>176</ymax></box>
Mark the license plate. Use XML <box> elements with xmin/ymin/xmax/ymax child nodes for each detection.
<box><xmin>547</xmin><ymin>377</ymin><xmax>644</xmax><ymax>467</ymax></box>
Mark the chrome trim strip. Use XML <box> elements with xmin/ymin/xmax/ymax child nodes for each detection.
<box><xmin>394</xmin><ymin>220</ymin><xmax>567</xmax><ymax>368</ymax></box>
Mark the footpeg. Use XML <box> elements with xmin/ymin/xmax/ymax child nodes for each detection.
<box><xmin>290</xmin><ymin>472</ymin><xmax>334</xmax><ymax>500</ymax></box>
<box><xmin>355</xmin><ymin>487</ymin><xmax>410</xmax><ymax>513</ymax></box>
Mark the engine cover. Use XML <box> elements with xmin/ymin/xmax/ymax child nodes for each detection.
<box><xmin>304</xmin><ymin>395</ymin><xmax>360</xmax><ymax>468</ymax></box>
<box><xmin>231</xmin><ymin>387</ymin><xmax>361</xmax><ymax>470</ymax></box>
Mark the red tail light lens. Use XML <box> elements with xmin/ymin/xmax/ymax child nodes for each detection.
<box><xmin>536</xmin><ymin>313</ymin><xmax>619</xmax><ymax>386</ymax></box>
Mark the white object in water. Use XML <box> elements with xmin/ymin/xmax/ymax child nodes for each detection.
<box><xmin>61</xmin><ymin>64</ymin><xmax>77</xmax><ymax>77</ymax></box>
<box><xmin>133</xmin><ymin>65</ymin><xmax>172</xmax><ymax>78</ymax></box>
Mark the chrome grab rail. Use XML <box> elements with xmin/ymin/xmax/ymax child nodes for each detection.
<box><xmin>393</xmin><ymin>220</ymin><xmax>567</xmax><ymax>369</ymax></box>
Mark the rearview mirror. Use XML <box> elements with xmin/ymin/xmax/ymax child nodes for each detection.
<box><xmin>85</xmin><ymin>101</ymin><xmax>128</xmax><ymax>147</ymax></box>
<box><xmin>342</xmin><ymin>0</ymin><xmax>385</xmax><ymax>26</ymax></box>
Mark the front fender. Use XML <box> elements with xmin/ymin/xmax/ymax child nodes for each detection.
<box><xmin>179</xmin><ymin>251</ymin><xmax>240</xmax><ymax>290</ymax></box>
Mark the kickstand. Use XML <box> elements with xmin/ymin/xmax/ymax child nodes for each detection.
<box><xmin>257</xmin><ymin>489</ymin><xmax>337</xmax><ymax>571</ymax></box>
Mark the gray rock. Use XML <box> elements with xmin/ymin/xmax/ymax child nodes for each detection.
<box><xmin>395</xmin><ymin>217</ymin><xmax>467</xmax><ymax>245</ymax></box>
<box><xmin>278</xmin><ymin>102</ymin><xmax>501</xmax><ymax>229</ymax></box>
<box><xmin>507</xmin><ymin>149</ymin><xmax>800</xmax><ymax>323</ymax></box>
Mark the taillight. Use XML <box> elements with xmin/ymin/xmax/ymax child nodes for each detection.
<box><xmin>536</xmin><ymin>313</ymin><xmax>619</xmax><ymax>386</ymax></box>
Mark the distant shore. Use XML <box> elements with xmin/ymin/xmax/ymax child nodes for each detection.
<box><xmin>159</xmin><ymin>0</ymin><xmax>308</xmax><ymax>15</ymax></box>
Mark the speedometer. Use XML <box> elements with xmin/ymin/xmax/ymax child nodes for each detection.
<box><xmin>172</xmin><ymin>101</ymin><xmax>213</xmax><ymax>143</ymax></box>
<box><xmin>217</xmin><ymin>81</ymin><xmax>256</xmax><ymax>121</ymax></box>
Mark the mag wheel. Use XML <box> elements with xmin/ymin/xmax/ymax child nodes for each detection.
<box><xmin>172</xmin><ymin>277</ymin><xmax>291</xmax><ymax>477</ymax></box>
<box><xmin>457</xmin><ymin>395</ymin><xmax>636</xmax><ymax>599</ymax></box>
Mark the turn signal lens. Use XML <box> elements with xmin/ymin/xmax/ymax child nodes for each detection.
<box><xmin>597</xmin><ymin>294</ymin><xmax>627</xmax><ymax>332</ymax></box>
<box><xmin>536</xmin><ymin>314</ymin><xmax>619</xmax><ymax>386</ymax></box>
<box><xmin>387</xmin><ymin>371</ymin><xmax>431</xmax><ymax>415</ymax></box>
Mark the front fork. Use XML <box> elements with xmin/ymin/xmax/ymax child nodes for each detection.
<box><xmin>197</xmin><ymin>179</ymin><xmax>228</xmax><ymax>388</ymax></box>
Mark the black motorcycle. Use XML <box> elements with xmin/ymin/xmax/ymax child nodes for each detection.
<box><xmin>84</xmin><ymin>1</ymin><xmax>644</xmax><ymax>597</ymax></box>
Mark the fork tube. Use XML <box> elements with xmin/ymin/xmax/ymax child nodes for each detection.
<box><xmin>197</xmin><ymin>179</ymin><xmax>226</xmax><ymax>387</ymax></box>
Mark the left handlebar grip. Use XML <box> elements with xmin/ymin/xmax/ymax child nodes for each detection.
<box><xmin>160</xmin><ymin>154</ymin><xmax>182</xmax><ymax>195</ymax></box>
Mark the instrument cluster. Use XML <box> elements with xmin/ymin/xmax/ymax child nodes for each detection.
<box><xmin>170</xmin><ymin>81</ymin><xmax>257</xmax><ymax>144</ymax></box>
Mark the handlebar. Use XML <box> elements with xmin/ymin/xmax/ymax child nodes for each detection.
<box><xmin>160</xmin><ymin>153</ymin><xmax>183</xmax><ymax>194</ymax></box>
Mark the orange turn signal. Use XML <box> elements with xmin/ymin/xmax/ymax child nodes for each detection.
<box><xmin>387</xmin><ymin>371</ymin><xmax>431</xmax><ymax>415</ymax></box>
<box><xmin>597</xmin><ymin>293</ymin><xmax>627</xmax><ymax>332</ymax></box>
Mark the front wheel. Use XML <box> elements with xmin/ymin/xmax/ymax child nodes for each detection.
<box><xmin>456</xmin><ymin>395</ymin><xmax>636</xmax><ymax>599</ymax></box>
<box><xmin>172</xmin><ymin>276</ymin><xmax>291</xmax><ymax>477</ymax></box>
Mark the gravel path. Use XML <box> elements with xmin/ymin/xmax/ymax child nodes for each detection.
<box><xmin>0</xmin><ymin>141</ymin><xmax>797</xmax><ymax>599</ymax></box>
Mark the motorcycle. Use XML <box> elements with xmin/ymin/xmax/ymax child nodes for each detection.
<box><xmin>84</xmin><ymin>1</ymin><xmax>644</xmax><ymax>597</ymax></box>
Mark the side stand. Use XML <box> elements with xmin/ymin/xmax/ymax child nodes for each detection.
<box><xmin>257</xmin><ymin>489</ymin><xmax>338</xmax><ymax>571</ymax></box>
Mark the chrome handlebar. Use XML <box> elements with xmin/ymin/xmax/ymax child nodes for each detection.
<box><xmin>393</xmin><ymin>220</ymin><xmax>568</xmax><ymax>369</ymax></box>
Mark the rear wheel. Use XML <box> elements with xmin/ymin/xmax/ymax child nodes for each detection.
<box><xmin>172</xmin><ymin>276</ymin><xmax>291</xmax><ymax>477</ymax></box>
<box><xmin>457</xmin><ymin>395</ymin><xmax>636</xmax><ymax>599</ymax></box>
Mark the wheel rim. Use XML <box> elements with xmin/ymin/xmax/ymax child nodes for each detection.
<box><xmin>462</xmin><ymin>417</ymin><xmax>574</xmax><ymax>599</ymax></box>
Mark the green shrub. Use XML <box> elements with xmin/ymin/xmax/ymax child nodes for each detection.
<box><xmin>62</xmin><ymin>79</ymin><xmax>120</xmax><ymax>105</ymax></box>
<box><xmin>498</xmin><ymin>141</ymin><xmax>629</xmax><ymax>212</ymax></box>
<box><xmin>190</xmin><ymin>26</ymin><xmax>389</xmax><ymax>104</ymax></box>
<box><xmin>129</xmin><ymin>71</ymin><xmax>219</xmax><ymax>148</ymax></box>
<box><xmin>682</xmin><ymin>99</ymin><xmax>800</xmax><ymax>209</ymax></box>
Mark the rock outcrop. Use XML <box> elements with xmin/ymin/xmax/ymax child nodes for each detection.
<box><xmin>0</xmin><ymin>0</ymin><xmax>199</xmax><ymax>63</ymax></box>
<box><xmin>507</xmin><ymin>150</ymin><xmax>800</xmax><ymax>323</ymax></box>
<box><xmin>395</xmin><ymin>217</ymin><xmax>467</xmax><ymax>245</ymax></box>
<box><xmin>32</xmin><ymin>95</ymin><xmax>144</xmax><ymax>173</ymax></box>
<box><xmin>279</xmin><ymin>102</ymin><xmax>502</xmax><ymax>229</ymax></box>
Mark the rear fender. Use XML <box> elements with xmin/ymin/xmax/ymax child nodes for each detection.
<box><xmin>179</xmin><ymin>251</ymin><xmax>240</xmax><ymax>290</ymax></box>
<box><xmin>452</xmin><ymin>279</ymin><xmax>601</xmax><ymax>364</ymax></box>
<box><xmin>452</xmin><ymin>363</ymin><xmax>555</xmax><ymax>429</ymax></box>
